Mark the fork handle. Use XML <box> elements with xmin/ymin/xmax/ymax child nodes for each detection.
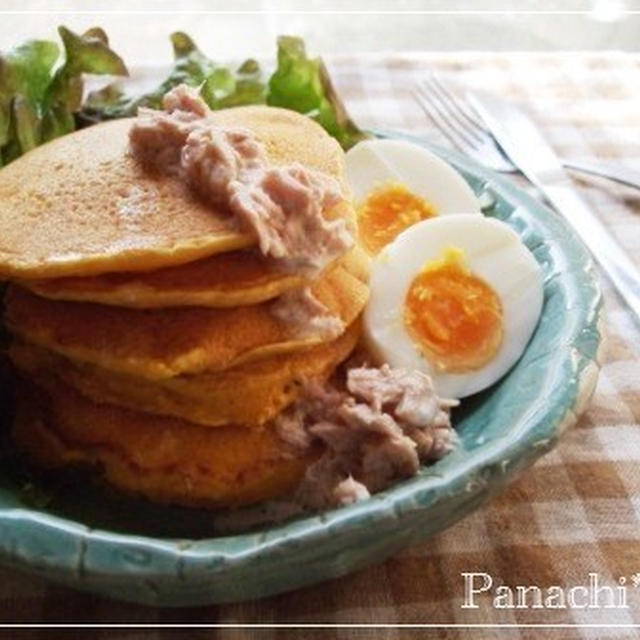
<box><xmin>563</xmin><ymin>159</ymin><xmax>640</xmax><ymax>190</ymax></box>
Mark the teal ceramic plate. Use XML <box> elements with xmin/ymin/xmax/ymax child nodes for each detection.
<box><xmin>0</xmin><ymin>133</ymin><xmax>604</xmax><ymax>607</ymax></box>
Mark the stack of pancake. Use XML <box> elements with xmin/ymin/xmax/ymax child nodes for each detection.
<box><xmin>0</xmin><ymin>106</ymin><xmax>369</xmax><ymax>508</ymax></box>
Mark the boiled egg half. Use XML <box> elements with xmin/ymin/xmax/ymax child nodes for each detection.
<box><xmin>363</xmin><ymin>214</ymin><xmax>543</xmax><ymax>399</ymax></box>
<box><xmin>345</xmin><ymin>138</ymin><xmax>481</xmax><ymax>254</ymax></box>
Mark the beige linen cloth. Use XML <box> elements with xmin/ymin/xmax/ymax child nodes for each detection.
<box><xmin>1</xmin><ymin>52</ymin><xmax>640</xmax><ymax>640</ymax></box>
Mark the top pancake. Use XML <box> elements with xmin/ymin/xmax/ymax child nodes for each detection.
<box><xmin>0</xmin><ymin>107</ymin><xmax>348</xmax><ymax>280</ymax></box>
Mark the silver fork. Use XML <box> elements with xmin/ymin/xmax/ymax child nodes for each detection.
<box><xmin>414</xmin><ymin>74</ymin><xmax>640</xmax><ymax>190</ymax></box>
<box><xmin>414</xmin><ymin>74</ymin><xmax>516</xmax><ymax>173</ymax></box>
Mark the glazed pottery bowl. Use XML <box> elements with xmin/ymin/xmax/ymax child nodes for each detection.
<box><xmin>0</xmin><ymin>134</ymin><xmax>604</xmax><ymax>606</ymax></box>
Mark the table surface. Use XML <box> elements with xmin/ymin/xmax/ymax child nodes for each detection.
<box><xmin>1</xmin><ymin>50</ymin><xmax>640</xmax><ymax>639</ymax></box>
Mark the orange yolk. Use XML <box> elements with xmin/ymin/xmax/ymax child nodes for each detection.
<box><xmin>404</xmin><ymin>247</ymin><xmax>503</xmax><ymax>373</ymax></box>
<box><xmin>357</xmin><ymin>182</ymin><xmax>436</xmax><ymax>254</ymax></box>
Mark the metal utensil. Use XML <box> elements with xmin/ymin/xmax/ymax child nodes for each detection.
<box><xmin>414</xmin><ymin>75</ymin><xmax>640</xmax><ymax>190</ymax></box>
<box><xmin>469</xmin><ymin>90</ymin><xmax>640</xmax><ymax>322</ymax></box>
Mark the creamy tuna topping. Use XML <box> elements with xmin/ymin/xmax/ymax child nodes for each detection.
<box><xmin>333</xmin><ymin>475</ymin><xmax>371</xmax><ymax>504</ymax></box>
<box><xmin>129</xmin><ymin>84</ymin><xmax>354</xmax><ymax>275</ymax></box>
<box><xmin>276</xmin><ymin>364</ymin><xmax>458</xmax><ymax>510</ymax></box>
<box><xmin>270</xmin><ymin>286</ymin><xmax>344</xmax><ymax>340</ymax></box>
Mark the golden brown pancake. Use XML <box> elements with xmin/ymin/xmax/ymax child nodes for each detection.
<box><xmin>10</xmin><ymin>319</ymin><xmax>360</xmax><ymax>428</ymax></box>
<box><xmin>0</xmin><ymin>107</ymin><xmax>349</xmax><ymax>280</ymax></box>
<box><xmin>12</xmin><ymin>378</ymin><xmax>315</xmax><ymax>507</ymax></box>
<box><xmin>5</xmin><ymin>258</ymin><xmax>368</xmax><ymax>380</ymax></box>
<box><xmin>22</xmin><ymin>248</ymin><xmax>303</xmax><ymax>308</ymax></box>
<box><xmin>21</xmin><ymin>245</ymin><xmax>370</xmax><ymax>309</ymax></box>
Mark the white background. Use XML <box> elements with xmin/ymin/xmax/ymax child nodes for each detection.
<box><xmin>0</xmin><ymin>0</ymin><xmax>638</xmax><ymax>65</ymax></box>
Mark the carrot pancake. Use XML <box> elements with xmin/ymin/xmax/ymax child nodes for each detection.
<box><xmin>4</xmin><ymin>260</ymin><xmax>368</xmax><ymax>380</ymax></box>
<box><xmin>0</xmin><ymin>106</ymin><xmax>349</xmax><ymax>280</ymax></box>
<box><xmin>12</xmin><ymin>378</ymin><xmax>316</xmax><ymax>508</ymax></box>
<box><xmin>22</xmin><ymin>248</ymin><xmax>303</xmax><ymax>308</ymax></box>
<box><xmin>21</xmin><ymin>245</ymin><xmax>369</xmax><ymax>309</ymax></box>
<box><xmin>10</xmin><ymin>319</ymin><xmax>360</xmax><ymax>428</ymax></box>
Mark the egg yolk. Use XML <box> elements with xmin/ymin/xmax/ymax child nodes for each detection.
<box><xmin>357</xmin><ymin>182</ymin><xmax>436</xmax><ymax>254</ymax></box>
<box><xmin>404</xmin><ymin>247</ymin><xmax>503</xmax><ymax>373</ymax></box>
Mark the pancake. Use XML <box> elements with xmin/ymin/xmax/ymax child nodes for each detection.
<box><xmin>4</xmin><ymin>259</ymin><xmax>368</xmax><ymax>380</ymax></box>
<box><xmin>10</xmin><ymin>319</ymin><xmax>360</xmax><ymax>428</ymax></box>
<box><xmin>21</xmin><ymin>248</ymin><xmax>303</xmax><ymax>308</ymax></box>
<box><xmin>12</xmin><ymin>378</ymin><xmax>316</xmax><ymax>507</ymax></box>
<box><xmin>21</xmin><ymin>245</ymin><xmax>370</xmax><ymax>309</ymax></box>
<box><xmin>0</xmin><ymin>107</ymin><xmax>349</xmax><ymax>280</ymax></box>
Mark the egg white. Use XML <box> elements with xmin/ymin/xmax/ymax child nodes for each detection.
<box><xmin>363</xmin><ymin>214</ymin><xmax>543</xmax><ymax>399</ymax></box>
<box><xmin>345</xmin><ymin>138</ymin><xmax>482</xmax><ymax>215</ymax></box>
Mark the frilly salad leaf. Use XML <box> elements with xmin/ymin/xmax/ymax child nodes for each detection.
<box><xmin>1</xmin><ymin>29</ymin><xmax>364</xmax><ymax>166</ymax></box>
<box><xmin>268</xmin><ymin>36</ymin><xmax>367</xmax><ymax>149</ymax></box>
<box><xmin>81</xmin><ymin>33</ymin><xmax>365</xmax><ymax>149</ymax></box>
<box><xmin>82</xmin><ymin>33</ymin><xmax>266</xmax><ymax>120</ymax></box>
<box><xmin>0</xmin><ymin>26</ymin><xmax>127</xmax><ymax>166</ymax></box>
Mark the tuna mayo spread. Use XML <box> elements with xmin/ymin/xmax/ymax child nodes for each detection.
<box><xmin>276</xmin><ymin>364</ymin><xmax>458</xmax><ymax>509</ymax></box>
<box><xmin>214</xmin><ymin>364</ymin><xmax>457</xmax><ymax>529</ymax></box>
<box><xmin>129</xmin><ymin>85</ymin><xmax>354</xmax><ymax>276</ymax></box>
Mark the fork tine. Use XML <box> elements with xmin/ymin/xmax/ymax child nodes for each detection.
<box><xmin>415</xmin><ymin>75</ymin><xmax>517</xmax><ymax>174</ymax></box>
<box><xmin>422</xmin><ymin>75</ymin><xmax>486</xmax><ymax>145</ymax></box>
<box><xmin>413</xmin><ymin>84</ymin><xmax>479</xmax><ymax>154</ymax></box>
<box><xmin>427</xmin><ymin>73</ymin><xmax>489</xmax><ymax>134</ymax></box>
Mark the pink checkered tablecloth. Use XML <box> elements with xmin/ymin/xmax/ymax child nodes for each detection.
<box><xmin>1</xmin><ymin>52</ymin><xmax>640</xmax><ymax>639</ymax></box>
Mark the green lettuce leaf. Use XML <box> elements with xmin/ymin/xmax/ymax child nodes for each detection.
<box><xmin>0</xmin><ymin>26</ymin><xmax>127</xmax><ymax>165</ymax></box>
<box><xmin>267</xmin><ymin>36</ymin><xmax>367</xmax><ymax>149</ymax></box>
<box><xmin>0</xmin><ymin>39</ymin><xmax>60</xmax><ymax>165</ymax></box>
<box><xmin>80</xmin><ymin>33</ymin><xmax>364</xmax><ymax>150</ymax></box>
<box><xmin>1</xmin><ymin>28</ymin><xmax>364</xmax><ymax>166</ymax></box>
<box><xmin>83</xmin><ymin>32</ymin><xmax>265</xmax><ymax>120</ymax></box>
<box><xmin>138</xmin><ymin>32</ymin><xmax>217</xmax><ymax>108</ymax></box>
<box><xmin>200</xmin><ymin>58</ymin><xmax>265</xmax><ymax>109</ymax></box>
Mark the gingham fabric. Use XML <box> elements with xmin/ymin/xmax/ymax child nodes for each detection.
<box><xmin>2</xmin><ymin>52</ymin><xmax>640</xmax><ymax>639</ymax></box>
